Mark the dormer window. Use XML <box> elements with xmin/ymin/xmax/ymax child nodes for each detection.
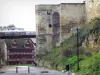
<box><xmin>11</xmin><ymin>40</ymin><xmax>17</xmax><ymax>48</ymax></box>
<box><xmin>24</xmin><ymin>40</ymin><xmax>31</xmax><ymax>48</ymax></box>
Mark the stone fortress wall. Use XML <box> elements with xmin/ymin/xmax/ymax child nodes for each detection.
<box><xmin>35</xmin><ymin>0</ymin><xmax>100</xmax><ymax>54</ymax></box>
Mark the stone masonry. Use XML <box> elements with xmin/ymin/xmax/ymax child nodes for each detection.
<box><xmin>35</xmin><ymin>0</ymin><xmax>100</xmax><ymax>54</ymax></box>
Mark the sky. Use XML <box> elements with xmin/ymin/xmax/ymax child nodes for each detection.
<box><xmin>0</xmin><ymin>0</ymin><xmax>85</xmax><ymax>31</ymax></box>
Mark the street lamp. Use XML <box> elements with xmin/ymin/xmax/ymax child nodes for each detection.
<box><xmin>71</xmin><ymin>28</ymin><xmax>79</xmax><ymax>70</ymax></box>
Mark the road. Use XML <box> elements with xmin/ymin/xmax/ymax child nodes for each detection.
<box><xmin>0</xmin><ymin>66</ymin><xmax>71</xmax><ymax>75</ymax></box>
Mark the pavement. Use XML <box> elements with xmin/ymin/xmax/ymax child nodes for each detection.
<box><xmin>0</xmin><ymin>66</ymin><xmax>69</xmax><ymax>75</ymax></box>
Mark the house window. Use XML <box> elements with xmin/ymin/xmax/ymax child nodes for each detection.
<box><xmin>24</xmin><ymin>40</ymin><xmax>31</xmax><ymax>48</ymax></box>
<box><xmin>11</xmin><ymin>40</ymin><xmax>17</xmax><ymax>48</ymax></box>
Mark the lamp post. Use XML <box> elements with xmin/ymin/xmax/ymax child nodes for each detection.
<box><xmin>71</xmin><ymin>28</ymin><xmax>79</xmax><ymax>70</ymax></box>
<box><xmin>76</xmin><ymin>28</ymin><xmax>79</xmax><ymax>70</ymax></box>
<box><xmin>0</xmin><ymin>49</ymin><xmax>1</xmax><ymax>68</ymax></box>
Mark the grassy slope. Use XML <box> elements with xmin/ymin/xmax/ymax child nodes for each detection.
<box><xmin>37</xmin><ymin>18</ymin><xmax>100</xmax><ymax>74</ymax></box>
<box><xmin>79</xmin><ymin>52</ymin><xmax>100</xmax><ymax>75</ymax></box>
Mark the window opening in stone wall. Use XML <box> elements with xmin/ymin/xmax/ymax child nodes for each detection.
<box><xmin>47</xmin><ymin>11</ymin><xmax>50</xmax><ymax>15</ymax></box>
<box><xmin>49</xmin><ymin>24</ymin><xmax>52</xmax><ymax>28</ymax></box>
<box><xmin>38</xmin><ymin>28</ymin><xmax>46</xmax><ymax>34</ymax></box>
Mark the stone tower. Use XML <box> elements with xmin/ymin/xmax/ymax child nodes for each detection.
<box><xmin>35</xmin><ymin>4</ymin><xmax>60</xmax><ymax>54</ymax></box>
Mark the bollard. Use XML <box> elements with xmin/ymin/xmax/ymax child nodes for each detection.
<box><xmin>34</xmin><ymin>61</ymin><xmax>37</xmax><ymax>66</ymax></box>
<box><xmin>16</xmin><ymin>67</ymin><xmax>18</xmax><ymax>73</ymax></box>
<box><xmin>28</xmin><ymin>67</ymin><xmax>30</xmax><ymax>73</ymax></box>
<box><xmin>65</xmin><ymin>64</ymin><xmax>69</xmax><ymax>72</ymax></box>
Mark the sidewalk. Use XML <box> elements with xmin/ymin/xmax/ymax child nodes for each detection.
<box><xmin>0</xmin><ymin>66</ymin><xmax>78</xmax><ymax>75</ymax></box>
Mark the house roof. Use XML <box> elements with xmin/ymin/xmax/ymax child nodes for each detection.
<box><xmin>5</xmin><ymin>38</ymin><xmax>35</xmax><ymax>49</ymax></box>
<box><xmin>0</xmin><ymin>31</ymin><xmax>36</xmax><ymax>39</ymax></box>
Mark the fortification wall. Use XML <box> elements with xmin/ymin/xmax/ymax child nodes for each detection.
<box><xmin>35</xmin><ymin>5</ymin><xmax>61</xmax><ymax>54</ymax></box>
<box><xmin>60</xmin><ymin>3</ymin><xmax>85</xmax><ymax>40</ymax></box>
<box><xmin>36</xmin><ymin>3</ymin><xmax>86</xmax><ymax>53</ymax></box>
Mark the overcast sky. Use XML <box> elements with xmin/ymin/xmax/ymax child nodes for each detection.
<box><xmin>0</xmin><ymin>0</ymin><xmax>85</xmax><ymax>31</ymax></box>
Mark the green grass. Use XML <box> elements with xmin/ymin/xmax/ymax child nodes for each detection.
<box><xmin>79</xmin><ymin>52</ymin><xmax>100</xmax><ymax>75</ymax></box>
